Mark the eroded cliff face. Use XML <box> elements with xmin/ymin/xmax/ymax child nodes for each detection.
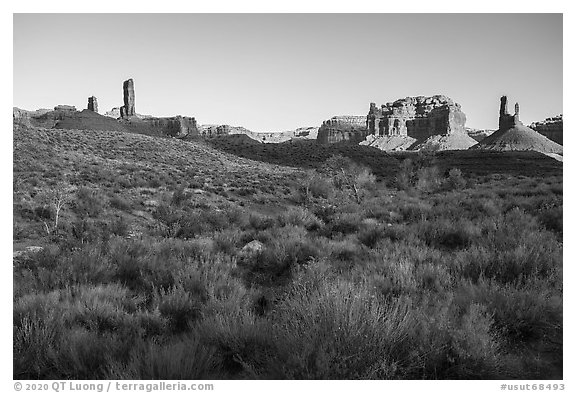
<box><xmin>199</xmin><ymin>124</ymin><xmax>234</xmax><ymax>138</ymax></box>
<box><xmin>105</xmin><ymin>107</ymin><xmax>121</xmax><ymax>119</ymax></box>
<box><xmin>136</xmin><ymin>116</ymin><xmax>199</xmax><ymax>138</ymax></box>
<box><xmin>14</xmin><ymin>106</ymin><xmax>80</xmax><ymax>128</ymax></box>
<box><xmin>317</xmin><ymin>116</ymin><xmax>368</xmax><ymax>144</ymax></box>
<box><xmin>530</xmin><ymin>115</ymin><xmax>563</xmax><ymax>145</ymax></box>
<box><xmin>367</xmin><ymin>95</ymin><xmax>467</xmax><ymax>140</ymax></box>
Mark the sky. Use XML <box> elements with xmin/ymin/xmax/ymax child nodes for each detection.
<box><xmin>13</xmin><ymin>13</ymin><xmax>562</xmax><ymax>132</ymax></box>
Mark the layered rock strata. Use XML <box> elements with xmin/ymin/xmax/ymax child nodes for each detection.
<box><xmin>364</xmin><ymin>95</ymin><xmax>476</xmax><ymax>151</ymax></box>
<box><xmin>529</xmin><ymin>115</ymin><xmax>562</xmax><ymax>145</ymax></box>
<box><xmin>54</xmin><ymin>105</ymin><xmax>77</xmax><ymax>112</ymax></box>
<box><xmin>317</xmin><ymin>116</ymin><xmax>368</xmax><ymax>144</ymax></box>
<box><xmin>367</xmin><ymin>95</ymin><xmax>466</xmax><ymax>139</ymax></box>
<box><xmin>140</xmin><ymin>116</ymin><xmax>199</xmax><ymax>138</ymax></box>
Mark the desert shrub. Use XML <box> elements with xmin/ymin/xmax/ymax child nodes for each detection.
<box><xmin>417</xmin><ymin>219</ymin><xmax>478</xmax><ymax>251</ymax></box>
<box><xmin>109</xmin><ymin>240</ymin><xmax>155</xmax><ymax>292</ymax></box>
<box><xmin>444</xmin><ymin>168</ymin><xmax>467</xmax><ymax>190</ymax></box>
<box><xmin>413</xmin><ymin>262</ymin><xmax>453</xmax><ymax>292</ymax></box>
<box><xmin>322</xmin><ymin>213</ymin><xmax>362</xmax><ymax>237</ymax></box>
<box><xmin>537</xmin><ymin>206</ymin><xmax>562</xmax><ymax>234</ymax></box>
<box><xmin>451</xmin><ymin>230</ymin><xmax>561</xmax><ymax>287</ymax></box>
<box><xmin>327</xmin><ymin>240</ymin><xmax>367</xmax><ymax>272</ymax></box>
<box><xmin>396</xmin><ymin>198</ymin><xmax>433</xmax><ymax>222</ymax></box>
<box><xmin>19</xmin><ymin>244</ymin><xmax>61</xmax><ymax>272</ymax></box>
<box><xmin>223</xmin><ymin>206</ymin><xmax>251</xmax><ymax>228</ymax></box>
<box><xmin>358</xmin><ymin>225</ymin><xmax>388</xmax><ymax>248</ymax></box>
<box><xmin>175</xmin><ymin>209</ymin><xmax>230</xmax><ymax>239</ymax></box>
<box><xmin>416</xmin><ymin>166</ymin><xmax>443</xmax><ymax>193</ymax></box>
<box><xmin>246</xmin><ymin>213</ymin><xmax>276</xmax><ymax>231</ymax></box>
<box><xmin>311</xmin><ymin>204</ymin><xmax>337</xmax><ymax>223</ymax></box>
<box><xmin>308</xmin><ymin>175</ymin><xmax>334</xmax><ymax>199</ymax></box>
<box><xmin>74</xmin><ymin>187</ymin><xmax>104</xmax><ymax>218</ymax></box>
<box><xmin>271</xmin><ymin>279</ymin><xmax>421</xmax><ymax>379</ymax></box>
<box><xmin>14</xmin><ymin>313</ymin><xmax>62</xmax><ymax>379</ymax></box>
<box><xmin>158</xmin><ymin>286</ymin><xmax>204</xmax><ymax>333</ymax></box>
<box><xmin>196</xmin><ymin>310</ymin><xmax>279</xmax><ymax>378</ymax></box>
<box><xmin>152</xmin><ymin>203</ymin><xmax>179</xmax><ymax>225</ymax></box>
<box><xmin>55</xmin><ymin>245</ymin><xmax>115</xmax><ymax>287</ymax></box>
<box><xmin>212</xmin><ymin>228</ymin><xmax>242</xmax><ymax>254</ymax></box>
<box><xmin>455</xmin><ymin>280</ymin><xmax>561</xmax><ymax>344</ymax></box>
<box><xmin>53</xmin><ymin>327</ymin><xmax>118</xmax><ymax>379</ymax></box>
<box><xmin>396</xmin><ymin>158</ymin><xmax>418</xmax><ymax>190</ymax></box>
<box><xmin>277</xmin><ymin>206</ymin><xmax>322</xmax><ymax>231</ymax></box>
<box><xmin>69</xmin><ymin>218</ymin><xmax>106</xmax><ymax>245</ymax></box>
<box><xmin>107</xmin><ymin>216</ymin><xmax>129</xmax><ymax>237</ymax></box>
<box><xmin>236</xmin><ymin>187</ymin><xmax>256</xmax><ymax>196</ymax></box>
<box><xmin>147</xmin><ymin>176</ymin><xmax>162</xmax><ymax>188</ymax></box>
<box><xmin>296</xmin><ymin>171</ymin><xmax>334</xmax><ymax>205</ymax></box>
<box><xmin>34</xmin><ymin>205</ymin><xmax>52</xmax><ymax>220</ymax></box>
<box><xmin>13</xmin><ymin>284</ymin><xmax>151</xmax><ymax>379</ymax></box>
<box><xmin>361</xmin><ymin>198</ymin><xmax>393</xmax><ymax>221</ymax></box>
<box><xmin>319</xmin><ymin>155</ymin><xmax>376</xmax><ymax>203</ymax></box>
<box><xmin>109</xmin><ymin>337</ymin><xmax>219</xmax><ymax>379</ymax></box>
<box><xmin>109</xmin><ymin>195</ymin><xmax>132</xmax><ymax>211</ymax></box>
<box><xmin>170</xmin><ymin>186</ymin><xmax>188</xmax><ymax>207</ymax></box>
<box><xmin>240</xmin><ymin>226</ymin><xmax>319</xmax><ymax>286</ymax></box>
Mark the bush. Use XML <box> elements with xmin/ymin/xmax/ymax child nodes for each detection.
<box><xmin>319</xmin><ymin>155</ymin><xmax>375</xmax><ymax>203</ymax></box>
<box><xmin>538</xmin><ymin>207</ymin><xmax>562</xmax><ymax>234</ymax></box>
<box><xmin>416</xmin><ymin>166</ymin><xmax>443</xmax><ymax>193</ymax></box>
<box><xmin>277</xmin><ymin>206</ymin><xmax>322</xmax><ymax>231</ymax></box>
<box><xmin>74</xmin><ymin>187</ymin><xmax>104</xmax><ymax>218</ymax></box>
<box><xmin>158</xmin><ymin>286</ymin><xmax>204</xmax><ymax>333</ymax></box>
<box><xmin>171</xmin><ymin>186</ymin><xmax>188</xmax><ymax>207</ymax></box>
<box><xmin>444</xmin><ymin>168</ymin><xmax>467</xmax><ymax>190</ymax></box>
<box><xmin>110</xmin><ymin>337</ymin><xmax>219</xmax><ymax>379</ymax></box>
<box><xmin>109</xmin><ymin>196</ymin><xmax>132</xmax><ymax>211</ymax></box>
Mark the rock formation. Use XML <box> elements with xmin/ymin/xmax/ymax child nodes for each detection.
<box><xmin>465</xmin><ymin>127</ymin><xmax>496</xmax><ymax>142</ymax></box>
<box><xmin>120</xmin><ymin>79</ymin><xmax>135</xmax><ymax>118</ymax></box>
<box><xmin>13</xmin><ymin>107</ymin><xmax>31</xmax><ymax>127</ymax></box>
<box><xmin>200</xmin><ymin>125</ymin><xmax>319</xmax><ymax>143</ymax></box>
<box><xmin>52</xmin><ymin>109</ymin><xmax>131</xmax><ymax>133</ymax></box>
<box><xmin>199</xmin><ymin>124</ymin><xmax>234</xmax><ymax>138</ymax></box>
<box><xmin>530</xmin><ymin>115</ymin><xmax>563</xmax><ymax>145</ymax></box>
<box><xmin>471</xmin><ymin>96</ymin><xmax>562</xmax><ymax>154</ymax></box>
<box><xmin>54</xmin><ymin>105</ymin><xmax>77</xmax><ymax>112</ymax></box>
<box><xmin>140</xmin><ymin>116</ymin><xmax>199</xmax><ymax>138</ymax></box>
<box><xmin>105</xmin><ymin>107</ymin><xmax>122</xmax><ymax>119</ymax></box>
<box><xmin>367</xmin><ymin>95</ymin><xmax>466</xmax><ymax>139</ymax></box>
<box><xmin>87</xmin><ymin>96</ymin><xmax>98</xmax><ymax>113</ymax></box>
<box><xmin>363</xmin><ymin>95</ymin><xmax>476</xmax><ymax>151</ymax></box>
<box><xmin>317</xmin><ymin>116</ymin><xmax>368</xmax><ymax>144</ymax></box>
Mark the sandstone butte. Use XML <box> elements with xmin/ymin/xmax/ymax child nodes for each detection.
<box><xmin>331</xmin><ymin>95</ymin><xmax>474</xmax><ymax>151</ymax></box>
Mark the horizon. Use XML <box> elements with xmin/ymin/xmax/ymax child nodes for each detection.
<box><xmin>13</xmin><ymin>14</ymin><xmax>563</xmax><ymax>132</ymax></box>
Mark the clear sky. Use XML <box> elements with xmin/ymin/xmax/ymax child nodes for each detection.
<box><xmin>13</xmin><ymin>13</ymin><xmax>562</xmax><ymax>132</ymax></box>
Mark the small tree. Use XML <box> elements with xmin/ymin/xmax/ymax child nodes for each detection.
<box><xmin>298</xmin><ymin>171</ymin><xmax>334</xmax><ymax>206</ymax></box>
<box><xmin>38</xmin><ymin>183</ymin><xmax>72</xmax><ymax>234</ymax></box>
<box><xmin>320</xmin><ymin>155</ymin><xmax>376</xmax><ymax>203</ymax></box>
